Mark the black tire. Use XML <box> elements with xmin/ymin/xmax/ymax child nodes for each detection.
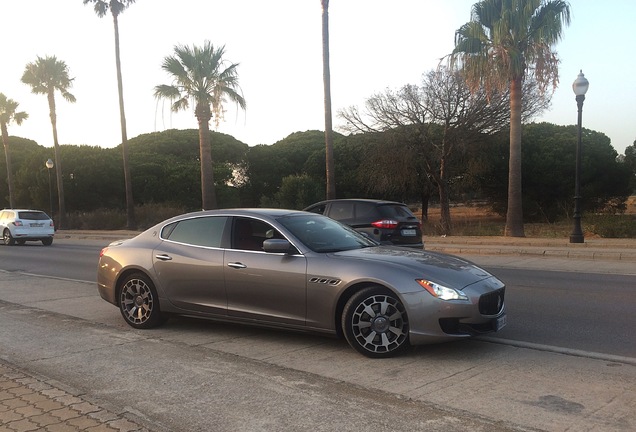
<box><xmin>118</xmin><ymin>273</ymin><xmax>168</xmax><ymax>329</ymax></box>
<box><xmin>3</xmin><ymin>229</ymin><xmax>15</xmax><ymax>246</ymax></box>
<box><xmin>342</xmin><ymin>286</ymin><xmax>410</xmax><ymax>358</ymax></box>
<box><xmin>41</xmin><ymin>238</ymin><xmax>53</xmax><ymax>246</ymax></box>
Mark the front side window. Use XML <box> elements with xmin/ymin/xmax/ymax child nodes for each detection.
<box><xmin>232</xmin><ymin>217</ymin><xmax>283</xmax><ymax>251</ymax></box>
<box><xmin>163</xmin><ymin>216</ymin><xmax>228</xmax><ymax>248</ymax></box>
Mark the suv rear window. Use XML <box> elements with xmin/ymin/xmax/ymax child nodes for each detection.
<box><xmin>17</xmin><ymin>211</ymin><xmax>49</xmax><ymax>220</ymax></box>
<box><xmin>377</xmin><ymin>205</ymin><xmax>416</xmax><ymax>218</ymax></box>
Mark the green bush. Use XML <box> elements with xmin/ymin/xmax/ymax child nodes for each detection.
<box><xmin>586</xmin><ymin>215</ymin><xmax>636</xmax><ymax>238</ymax></box>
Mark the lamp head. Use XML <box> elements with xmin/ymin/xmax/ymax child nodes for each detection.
<box><xmin>46</xmin><ymin>159</ymin><xmax>54</xmax><ymax>169</ymax></box>
<box><xmin>572</xmin><ymin>70</ymin><xmax>589</xmax><ymax>96</ymax></box>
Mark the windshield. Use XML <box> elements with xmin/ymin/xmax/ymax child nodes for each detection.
<box><xmin>277</xmin><ymin>214</ymin><xmax>378</xmax><ymax>252</ymax></box>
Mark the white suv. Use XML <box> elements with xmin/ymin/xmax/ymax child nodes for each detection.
<box><xmin>0</xmin><ymin>209</ymin><xmax>55</xmax><ymax>246</ymax></box>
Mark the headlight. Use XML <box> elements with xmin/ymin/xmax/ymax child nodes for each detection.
<box><xmin>416</xmin><ymin>280</ymin><xmax>468</xmax><ymax>301</ymax></box>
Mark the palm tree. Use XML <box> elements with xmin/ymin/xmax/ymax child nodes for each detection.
<box><xmin>83</xmin><ymin>0</ymin><xmax>136</xmax><ymax>229</ymax></box>
<box><xmin>321</xmin><ymin>0</ymin><xmax>335</xmax><ymax>199</ymax></box>
<box><xmin>154</xmin><ymin>41</ymin><xmax>246</xmax><ymax>210</ymax></box>
<box><xmin>21</xmin><ymin>56</ymin><xmax>76</xmax><ymax>229</ymax></box>
<box><xmin>0</xmin><ymin>94</ymin><xmax>28</xmax><ymax>209</ymax></box>
<box><xmin>449</xmin><ymin>0</ymin><xmax>571</xmax><ymax>237</ymax></box>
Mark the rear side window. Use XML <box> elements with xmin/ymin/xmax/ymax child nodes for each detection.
<box><xmin>328</xmin><ymin>202</ymin><xmax>354</xmax><ymax>221</ymax></box>
<box><xmin>163</xmin><ymin>216</ymin><xmax>228</xmax><ymax>247</ymax></box>
<box><xmin>18</xmin><ymin>211</ymin><xmax>49</xmax><ymax>220</ymax></box>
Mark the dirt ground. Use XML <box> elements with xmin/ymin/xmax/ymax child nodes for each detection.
<box><xmin>424</xmin><ymin>195</ymin><xmax>636</xmax><ymax>221</ymax></box>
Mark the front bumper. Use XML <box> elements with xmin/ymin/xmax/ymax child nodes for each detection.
<box><xmin>404</xmin><ymin>277</ymin><xmax>506</xmax><ymax>345</ymax></box>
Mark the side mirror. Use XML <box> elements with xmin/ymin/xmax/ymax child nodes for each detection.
<box><xmin>262</xmin><ymin>239</ymin><xmax>297</xmax><ymax>254</ymax></box>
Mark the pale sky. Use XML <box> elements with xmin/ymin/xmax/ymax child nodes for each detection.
<box><xmin>2</xmin><ymin>0</ymin><xmax>635</xmax><ymax>156</ymax></box>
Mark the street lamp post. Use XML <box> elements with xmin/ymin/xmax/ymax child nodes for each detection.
<box><xmin>570</xmin><ymin>70</ymin><xmax>589</xmax><ymax>244</ymax></box>
<box><xmin>45</xmin><ymin>158</ymin><xmax>54</xmax><ymax>220</ymax></box>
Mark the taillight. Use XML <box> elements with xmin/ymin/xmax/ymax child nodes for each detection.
<box><xmin>13</xmin><ymin>221</ymin><xmax>23</xmax><ymax>227</ymax></box>
<box><xmin>99</xmin><ymin>247</ymin><xmax>108</xmax><ymax>258</ymax></box>
<box><xmin>50</xmin><ymin>221</ymin><xmax>54</xmax><ymax>228</ymax></box>
<box><xmin>371</xmin><ymin>219</ymin><xmax>399</xmax><ymax>229</ymax></box>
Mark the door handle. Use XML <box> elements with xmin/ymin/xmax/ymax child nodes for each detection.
<box><xmin>227</xmin><ymin>262</ymin><xmax>247</xmax><ymax>269</ymax></box>
<box><xmin>155</xmin><ymin>254</ymin><xmax>173</xmax><ymax>261</ymax></box>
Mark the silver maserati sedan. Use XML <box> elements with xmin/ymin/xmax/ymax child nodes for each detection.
<box><xmin>97</xmin><ymin>209</ymin><xmax>506</xmax><ymax>358</ymax></box>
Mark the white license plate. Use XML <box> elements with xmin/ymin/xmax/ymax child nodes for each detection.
<box><xmin>495</xmin><ymin>314</ymin><xmax>507</xmax><ymax>331</ymax></box>
<box><xmin>401</xmin><ymin>229</ymin><xmax>416</xmax><ymax>236</ymax></box>
<box><xmin>30</xmin><ymin>223</ymin><xmax>44</xmax><ymax>227</ymax></box>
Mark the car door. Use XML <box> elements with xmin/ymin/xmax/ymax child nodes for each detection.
<box><xmin>224</xmin><ymin>217</ymin><xmax>308</xmax><ymax>326</ymax></box>
<box><xmin>152</xmin><ymin>215</ymin><xmax>229</xmax><ymax>315</ymax></box>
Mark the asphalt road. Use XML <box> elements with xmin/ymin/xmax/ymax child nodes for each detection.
<box><xmin>1</xmin><ymin>238</ymin><xmax>634</xmax><ymax>358</ymax></box>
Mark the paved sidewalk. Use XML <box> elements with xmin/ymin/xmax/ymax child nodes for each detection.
<box><xmin>3</xmin><ymin>230</ymin><xmax>634</xmax><ymax>431</ymax></box>
<box><xmin>0</xmin><ymin>360</ymin><xmax>151</xmax><ymax>432</ymax></box>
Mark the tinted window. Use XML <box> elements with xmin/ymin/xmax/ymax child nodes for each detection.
<box><xmin>164</xmin><ymin>216</ymin><xmax>228</xmax><ymax>247</ymax></box>
<box><xmin>305</xmin><ymin>203</ymin><xmax>326</xmax><ymax>215</ymax></box>
<box><xmin>328</xmin><ymin>202</ymin><xmax>354</xmax><ymax>221</ymax></box>
<box><xmin>232</xmin><ymin>217</ymin><xmax>282</xmax><ymax>251</ymax></box>
<box><xmin>18</xmin><ymin>211</ymin><xmax>49</xmax><ymax>220</ymax></box>
<box><xmin>355</xmin><ymin>202</ymin><xmax>377</xmax><ymax>218</ymax></box>
<box><xmin>378</xmin><ymin>204</ymin><xmax>416</xmax><ymax>218</ymax></box>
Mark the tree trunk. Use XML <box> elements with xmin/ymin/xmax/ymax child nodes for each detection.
<box><xmin>321</xmin><ymin>0</ymin><xmax>335</xmax><ymax>199</ymax></box>
<box><xmin>433</xmin><ymin>157</ymin><xmax>451</xmax><ymax>236</ymax></box>
<box><xmin>505</xmin><ymin>77</ymin><xmax>525</xmax><ymax>237</ymax></box>
<box><xmin>420</xmin><ymin>190</ymin><xmax>430</xmax><ymax>222</ymax></box>
<box><xmin>48</xmin><ymin>91</ymin><xmax>66</xmax><ymax>229</ymax></box>
<box><xmin>1</xmin><ymin>124</ymin><xmax>15</xmax><ymax>208</ymax></box>
<box><xmin>197</xmin><ymin>103</ymin><xmax>217</xmax><ymax>210</ymax></box>
<box><xmin>113</xmin><ymin>13</ymin><xmax>136</xmax><ymax>229</ymax></box>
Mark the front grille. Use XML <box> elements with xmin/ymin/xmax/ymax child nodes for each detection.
<box><xmin>479</xmin><ymin>288</ymin><xmax>505</xmax><ymax>315</ymax></box>
<box><xmin>439</xmin><ymin>318</ymin><xmax>496</xmax><ymax>335</ymax></box>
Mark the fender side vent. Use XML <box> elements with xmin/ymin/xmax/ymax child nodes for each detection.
<box><xmin>309</xmin><ymin>277</ymin><xmax>341</xmax><ymax>286</ymax></box>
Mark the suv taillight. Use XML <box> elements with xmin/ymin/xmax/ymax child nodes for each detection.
<box><xmin>371</xmin><ymin>219</ymin><xmax>399</xmax><ymax>229</ymax></box>
<box><xmin>13</xmin><ymin>221</ymin><xmax>23</xmax><ymax>227</ymax></box>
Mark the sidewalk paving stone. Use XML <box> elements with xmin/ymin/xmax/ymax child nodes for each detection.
<box><xmin>0</xmin><ymin>361</ymin><xmax>151</xmax><ymax>432</ymax></box>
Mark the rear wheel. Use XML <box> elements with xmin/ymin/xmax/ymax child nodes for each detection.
<box><xmin>41</xmin><ymin>238</ymin><xmax>53</xmax><ymax>246</ymax></box>
<box><xmin>342</xmin><ymin>286</ymin><xmax>410</xmax><ymax>358</ymax></box>
<box><xmin>118</xmin><ymin>273</ymin><xmax>168</xmax><ymax>329</ymax></box>
<box><xmin>3</xmin><ymin>229</ymin><xmax>15</xmax><ymax>246</ymax></box>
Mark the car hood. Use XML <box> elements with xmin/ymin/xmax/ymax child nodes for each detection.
<box><xmin>331</xmin><ymin>246</ymin><xmax>495</xmax><ymax>289</ymax></box>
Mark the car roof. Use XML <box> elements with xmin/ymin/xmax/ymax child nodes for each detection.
<box><xmin>307</xmin><ymin>199</ymin><xmax>407</xmax><ymax>206</ymax></box>
<box><xmin>161</xmin><ymin>208</ymin><xmax>310</xmax><ymax>223</ymax></box>
<box><xmin>1</xmin><ymin>209</ymin><xmax>48</xmax><ymax>213</ymax></box>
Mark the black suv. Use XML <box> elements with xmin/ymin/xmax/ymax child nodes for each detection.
<box><xmin>304</xmin><ymin>199</ymin><xmax>423</xmax><ymax>248</ymax></box>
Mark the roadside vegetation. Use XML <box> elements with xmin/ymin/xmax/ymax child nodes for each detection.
<box><xmin>1</xmin><ymin>127</ymin><xmax>634</xmax><ymax>237</ymax></box>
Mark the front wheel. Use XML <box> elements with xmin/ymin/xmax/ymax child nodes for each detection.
<box><xmin>118</xmin><ymin>273</ymin><xmax>168</xmax><ymax>329</ymax></box>
<box><xmin>3</xmin><ymin>229</ymin><xmax>15</xmax><ymax>246</ymax></box>
<box><xmin>342</xmin><ymin>286</ymin><xmax>410</xmax><ymax>358</ymax></box>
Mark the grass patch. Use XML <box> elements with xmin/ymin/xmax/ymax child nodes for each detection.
<box><xmin>421</xmin><ymin>200</ymin><xmax>636</xmax><ymax>238</ymax></box>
